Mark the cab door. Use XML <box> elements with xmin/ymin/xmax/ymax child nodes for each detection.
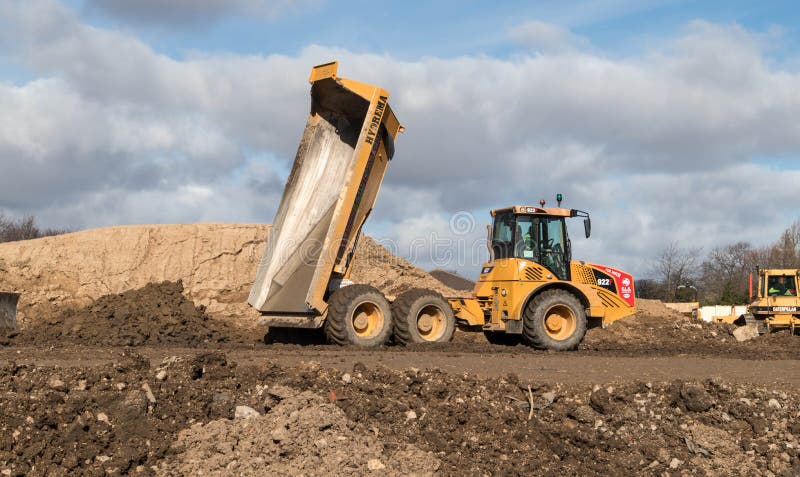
<box><xmin>538</xmin><ymin>217</ymin><xmax>569</xmax><ymax>281</ymax></box>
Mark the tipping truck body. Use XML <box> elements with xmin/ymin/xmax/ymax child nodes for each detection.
<box><xmin>248</xmin><ymin>62</ymin><xmax>402</xmax><ymax>330</ymax></box>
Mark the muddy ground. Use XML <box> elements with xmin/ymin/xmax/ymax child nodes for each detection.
<box><xmin>1</xmin><ymin>283</ymin><xmax>799</xmax><ymax>476</ymax></box>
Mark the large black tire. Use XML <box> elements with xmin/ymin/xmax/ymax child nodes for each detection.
<box><xmin>483</xmin><ymin>331</ymin><xmax>522</xmax><ymax>346</ymax></box>
<box><xmin>522</xmin><ymin>290</ymin><xmax>587</xmax><ymax>351</ymax></box>
<box><xmin>392</xmin><ymin>288</ymin><xmax>456</xmax><ymax>345</ymax></box>
<box><xmin>324</xmin><ymin>285</ymin><xmax>392</xmax><ymax>347</ymax></box>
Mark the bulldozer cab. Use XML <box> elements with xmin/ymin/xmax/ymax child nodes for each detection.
<box><xmin>490</xmin><ymin>205</ymin><xmax>589</xmax><ymax>280</ymax></box>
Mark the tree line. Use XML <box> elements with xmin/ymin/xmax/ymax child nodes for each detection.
<box><xmin>637</xmin><ymin>220</ymin><xmax>800</xmax><ymax>305</ymax></box>
<box><xmin>0</xmin><ymin>214</ymin><xmax>69</xmax><ymax>243</ymax></box>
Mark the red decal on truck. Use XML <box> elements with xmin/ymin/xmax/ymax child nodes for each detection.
<box><xmin>586</xmin><ymin>263</ymin><xmax>635</xmax><ymax>307</ymax></box>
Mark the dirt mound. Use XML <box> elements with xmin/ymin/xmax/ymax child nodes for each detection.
<box><xmin>351</xmin><ymin>237</ymin><xmax>462</xmax><ymax>298</ymax></box>
<box><xmin>635</xmin><ymin>298</ymin><xmax>690</xmax><ymax>319</ymax></box>
<box><xmin>429</xmin><ymin>269</ymin><xmax>475</xmax><ymax>291</ymax></box>
<box><xmin>0</xmin><ymin>224</ymin><xmax>459</xmax><ymax>328</ymax></box>
<box><xmin>14</xmin><ymin>282</ymin><xmax>253</xmax><ymax>347</ymax></box>
<box><xmin>0</xmin><ymin>223</ymin><xmax>269</xmax><ymax>326</ymax></box>
<box><xmin>581</xmin><ymin>299</ymin><xmax>737</xmax><ymax>354</ymax></box>
<box><xmin>160</xmin><ymin>390</ymin><xmax>438</xmax><ymax>476</ymax></box>
<box><xmin>1</xmin><ymin>353</ymin><xmax>797</xmax><ymax>476</ymax></box>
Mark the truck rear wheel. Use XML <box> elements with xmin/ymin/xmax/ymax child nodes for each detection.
<box><xmin>392</xmin><ymin>289</ymin><xmax>456</xmax><ymax>345</ymax></box>
<box><xmin>324</xmin><ymin>285</ymin><xmax>392</xmax><ymax>347</ymax></box>
<box><xmin>523</xmin><ymin>290</ymin><xmax>586</xmax><ymax>351</ymax></box>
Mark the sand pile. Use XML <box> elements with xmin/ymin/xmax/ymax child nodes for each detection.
<box><xmin>351</xmin><ymin>238</ymin><xmax>464</xmax><ymax>298</ymax></box>
<box><xmin>0</xmin><ymin>223</ymin><xmax>268</xmax><ymax>326</ymax></box>
<box><xmin>0</xmin><ymin>224</ymin><xmax>458</xmax><ymax>327</ymax></box>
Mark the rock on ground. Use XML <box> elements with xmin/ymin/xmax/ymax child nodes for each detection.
<box><xmin>733</xmin><ymin>324</ymin><xmax>760</xmax><ymax>342</ymax></box>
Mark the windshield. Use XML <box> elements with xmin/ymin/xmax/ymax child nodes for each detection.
<box><xmin>491</xmin><ymin>213</ymin><xmax>569</xmax><ymax>279</ymax></box>
<box><xmin>767</xmin><ymin>275</ymin><xmax>797</xmax><ymax>296</ymax></box>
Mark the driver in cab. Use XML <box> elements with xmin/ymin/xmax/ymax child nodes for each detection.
<box><xmin>518</xmin><ymin>225</ymin><xmax>537</xmax><ymax>259</ymax></box>
<box><xmin>768</xmin><ymin>276</ymin><xmax>796</xmax><ymax>296</ymax></box>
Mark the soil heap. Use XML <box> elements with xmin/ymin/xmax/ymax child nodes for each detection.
<box><xmin>581</xmin><ymin>299</ymin><xmax>762</xmax><ymax>356</ymax></box>
<box><xmin>0</xmin><ymin>224</ymin><xmax>458</xmax><ymax>327</ymax></box>
<box><xmin>13</xmin><ymin>281</ymin><xmax>255</xmax><ymax>347</ymax></box>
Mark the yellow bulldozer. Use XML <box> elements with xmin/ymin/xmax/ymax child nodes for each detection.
<box><xmin>737</xmin><ymin>268</ymin><xmax>800</xmax><ymax>334</ymax></box>
<box><xmin>249</xmin><ymin>61</ymin><xmax>637</xmax><ymax>350</ymax></box>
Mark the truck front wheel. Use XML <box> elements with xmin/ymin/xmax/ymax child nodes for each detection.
<box><xmin>522</xmin><ymin>290</ymin><xmax>586</xmax><ymax>351</ymax></box>
<box><xmin>325</xmin><ymin>285</ymin><xmax>393</xmax><ymax>347</ymax></box>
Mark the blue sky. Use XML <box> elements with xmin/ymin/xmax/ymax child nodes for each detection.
<box><xmin>1</xmin><ymin>0</ymin><xmax>800</xmax><ymax>279</ymax></box>
<box><xmin>63</xmin><ymin>0</ymin><xmax>800</xmax><ymax>60</ymax></box>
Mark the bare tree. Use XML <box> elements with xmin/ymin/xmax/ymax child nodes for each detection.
<box><xmin>651</xmin><ymin>242</ymin><xmax>701</xmax><ymax>301</ymax></box>
<box><xmin>0</xmin><ymin>214</ymin><xmax>70</xmax><ymax>243</ymax></box>
<box><xmin>700</xmin><ymin>241</ymin><xmax>754</xmax><ymax>304</ymax></box>
<box><xmin>750</xmin><ymin>220</ymin><xmax>800</xmax><ymax>269</ymax></box>
<box><xmin>634</xmin><ymin>278</ymin><xmax>661</xmax><ymax>299</ymax></box>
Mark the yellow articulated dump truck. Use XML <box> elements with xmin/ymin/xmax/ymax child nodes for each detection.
<box><xmin>250</xmin><ymin>62</ymin><xmax>637</xmax><ymax>350</ymax></box>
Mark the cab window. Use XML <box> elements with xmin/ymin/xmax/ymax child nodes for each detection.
<box><xmin>491</xmin><ymin>213</ymin><xmax>515</xmax><ymax>260</ymax></box>
<box><xmin>767</xmin><ymin>275</ymin><xmax>797</xmax><ymax>296</ymax></box>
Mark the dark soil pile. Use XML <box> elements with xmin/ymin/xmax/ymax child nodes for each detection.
<box><xmin>14</xmin><ymin>282</ymin><xmax>254</xmax><ymax>347</ymax></box>
<box><xmin>0</xmin><ymin>354</ymin><xmax>798</xmax><ymax>476</ymax></box>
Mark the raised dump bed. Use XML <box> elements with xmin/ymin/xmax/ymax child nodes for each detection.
<box><xmin>248</xmin><ymin>62</ymin><xmax>402</xmax><ymax>334</ymax></box>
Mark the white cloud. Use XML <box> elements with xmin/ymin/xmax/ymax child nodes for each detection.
<box><xmin>1</xmin><ymin>0</ymin><xmax>800</xmax><ymax>278</ymax></box>
<box><xmin>509</xmin><ymin>20</ymin><xmax>590</xmax><ymax>53</ymax></box>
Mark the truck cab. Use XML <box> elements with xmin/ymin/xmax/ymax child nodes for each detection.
<box><xmin>449</xmin><ymin>199</ymin><xmax>636</xmax><ymax>350</ymax></box>
<box><xmin>488</xmin><ymin>205</ymin><xmax>585</xmax><ymax>281</ymax></box>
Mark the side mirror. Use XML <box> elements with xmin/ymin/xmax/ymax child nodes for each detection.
<box><xmin>583</xmin><ymin>217</ymin><xmax>591</xmax><ymax>238</ymax></box>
